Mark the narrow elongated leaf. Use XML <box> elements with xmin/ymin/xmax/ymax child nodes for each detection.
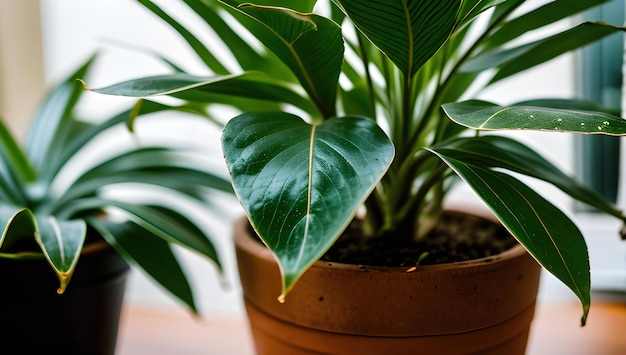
<box><xmin>485</xmin><ymin>0</ymin><xmax>614</xmax><ymax>50</ymax></box>
<box><xmin>442</xmin><ymin>100</ymin><xmax>626</xmax><ymax>135</ymax></box>
<box><xmin>334</xmin><ymin>0</ymin><xmax>462</xmax><ymax>76</ymax></box>
<box><xmin>428</xmin><ymin>148</ymin><xmax>590</xmax><ymax>325</ymax></box>
<box><xmin>137</xmin><ymin>0</ymin><xmax>229</xmax><ymax>74</ymax></box>
<box><xmin>34</xmin><ymin>216</ymin><xmax>87</xmax><ymax>294</ymax></box>
<box><xmin>88</xmin><ymin>199</ymin><xmax>220</xmax><ymax>263</ymax></box>
<box><xmin>436</xmin><ymin>135</ymin><xmax>625</xmax><ymax>219</ymax></box>
<box><xmin>220</xmin><ymin>0</ymin><xmax>317</xmax><ymax>12</ymax></box>
<box><xmin>89</xmin><ymin>219</ymin><xmax>198</xmax><ymax>313</ymax></box>
<box><xmin>456</xmin><ymin>0</ymin><xmax>508</xmax><ymax>28</ymax></box>
<box><xmin>0</xmin><ymin>206</ymin><xmax>37</xmax><ymax>252</ymax></box>
<box><xmin>0</xmin><ymin>120</ymin><xmax>35</xmax><ymax>183</ymax></box>
<box><xmin>222</xmin><ymin>112</ymin><xmax>394</xmax><ymax>295</ymax></box>
<box><xmin>25</xmin><ymin>54</ymin><xmax>95</xmax><ymax>171</ymax></box>
<box><xmin>182</xmin><ymin>0</ymin><xmax>269</xmax><ymax>74</ymax></box>
<box><xmin>464</xmin><ymin>22</ymin><xmax>626</xmax><ymax>84</ymax></box>
<box><xmin>45</xmin><ymin>100</ymin><xmax>211</xmax><ymax>181</ymax></box>
<box><xmin>0</xmin><ymin>122</ymin><xmax>30</xmax><ymax>203</ymax></box>
<box><xmin>70</xmin><ymin>147</ymin><xmax>230</xmax><ymax>190</ymax></box>
<box><xmin>86</xmin><ymin>72</ymin><xmax>318</xmax><ymax>116</ymax></box>
<box><xmin>229</xmin><ymin>4</ymin><xmax>344</xmax><ymax>117</ymax></box>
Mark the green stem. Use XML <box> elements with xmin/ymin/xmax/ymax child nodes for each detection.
<box><xmin>357</xmin><ymin>33</ymin><xmax>377</xmax><ymax>118</ymax></box>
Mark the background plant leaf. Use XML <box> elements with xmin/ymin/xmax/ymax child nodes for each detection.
<box><xmin>34</xmin><ymin>216</ymin><xmax>87</xmax><ymax>294</ymax></box>
<box><xmin>89</xmin><ymin>219</ymin><xmax>199</xmax><ymax>313</ymax></box>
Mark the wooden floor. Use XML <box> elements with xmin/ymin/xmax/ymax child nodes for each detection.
<box><xmin>116</xmin><ymin>301</ymin><xmax>626</xmax><ymax>354</ymax></box>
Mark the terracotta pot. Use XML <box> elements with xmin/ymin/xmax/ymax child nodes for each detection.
<box><xmin>0</xmin><ymin>241</ymin><xmax>130</xmax><ymax>355</ymax></box>
<box><xmin>234</xmin><ymin>208</ymin><xmax>542</xmax><ymax>355</ymax></box>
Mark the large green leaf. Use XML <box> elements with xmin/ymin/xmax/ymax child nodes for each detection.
<box><xmin>222</xmin><ymin>112</ymin><xmax>394</xmax><ymax>295</ymax></box>
<box><xmin>229</xmin><ymin>4</ymin><xmax>344</xmax><ymax>117</ymax></box>
<box><xmin>442</xmin><ymin>100</ymin><xmax>626</xmax><ymax>135</ymax></box>
<box><xmin>438</xmin><ymin>136</ymin><xmax>625</xmax><ymax>219</ymax></box>
<box><xmin>89</xmin><ymin>218</ymin><xmax>198</xmax><ymax>313</ymax></box>
<box><xmin>34</xmin><ymin>216</ymin><xmax>87</xmax><ymax>294</ymax></box>
<box><xmin>333</xmin><ymin>0</ymin><xmax>462</xmax><ymax>77</ymax></box>
<box><xmin>428</xmin><ymin>148</ymin><xmax>591</xmax><ymax>325</ymax></box>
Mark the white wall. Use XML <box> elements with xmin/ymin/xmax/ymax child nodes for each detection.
<box><xmin>38</xmin><ymin>0</ymin><xmax>625</xmax><ymax>314</ymax></box>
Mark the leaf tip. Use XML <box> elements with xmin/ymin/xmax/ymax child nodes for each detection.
<box><xmin>580</xmin><ymin>304</ymin><xmax>590</xmax><ymax>327</ymax></box>
<box><xmin>76</xmin><ymin>78</ymin><xmax>91</xmax><ymax>91</ymax></box>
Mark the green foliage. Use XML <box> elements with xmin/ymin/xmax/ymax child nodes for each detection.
<box><xmin>0</xmin><ymin>55</ymin><xmax>233</xmax><ymax>313</ymax></box>
<box><xmin>92</xmin><ymin>0</ymin><xmax>626</xmax><ymax>325</ymax></box>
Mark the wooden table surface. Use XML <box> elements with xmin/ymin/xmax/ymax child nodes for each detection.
<box><xmin>116</xmin><ymin>301</ymin><xmax>626</xmax><ymax>354</ymax></box>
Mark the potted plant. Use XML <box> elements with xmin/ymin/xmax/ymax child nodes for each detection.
<box><xmin>88</xmin><ymin>0</ymin><xmax>626</xmax><ymax>353</ymax></box>
<box><xmin>0</xmin><ymin>54</ymin><xmax>233</xmax><ymax>354</ymax></box>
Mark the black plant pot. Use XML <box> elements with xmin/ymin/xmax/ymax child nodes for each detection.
<box><xmin>0</xmin><ymin>242</ymin><xmax>130</xmax><ymax>355</ymax></box>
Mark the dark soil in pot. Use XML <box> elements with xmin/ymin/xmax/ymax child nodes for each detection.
<box><xmin>321</xmin><ymin>211</ymin><xmax>519</xmax><ymax>267</ymax></box>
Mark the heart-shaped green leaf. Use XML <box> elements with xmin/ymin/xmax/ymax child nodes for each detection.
<box><xmin>222</xmin><ymin>112</ymin><xmax>394</xmax><ymax>295</ymax></box>
<box><xmin>428</xmin><ymin>147</ymin><xmax>591</xmax><ymax>325</ymax></box>
<box><xmin>442</xmin><ymin>100</ymin><xmax>626</xmax><ymax>135</ymax></box>
<box><xmin>333</xmin><ymin>0</ymin><xmax>462</xmax><ymax>76</ymax></box>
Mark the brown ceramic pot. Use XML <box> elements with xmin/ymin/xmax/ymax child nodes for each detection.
<box><xmin>234</xmin><ymin>208</ymin><xmax>542</xmax><ymax>355</ymax></box>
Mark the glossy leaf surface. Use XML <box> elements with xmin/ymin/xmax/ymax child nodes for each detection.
<box><xmin>34</xmin><ymin>216</ymin><xmax>87</xmax><ymax>294</ymax></box>
<box><xmin>0</xmin><ymin>206</ymin><xmax>36</xmax><ymax>253</ymax></box>
<box><xmin>428</xmin><ymin>147</ymin><xmax>590</xmax><ymax>325</ymax></box>
<box><xmin>222</xmin><ymin>112</ymin><xmax>394</xmax><ymax>294</ymax></box>
<box><xmin>86</xmin><ymin>73</ymin><xmax>318</xmax><ymax>116</ymax></box>
<box><xmin>442</xmin><ymin>101</ymin><xmax>626</xmax><ymax>135</ymax></box>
